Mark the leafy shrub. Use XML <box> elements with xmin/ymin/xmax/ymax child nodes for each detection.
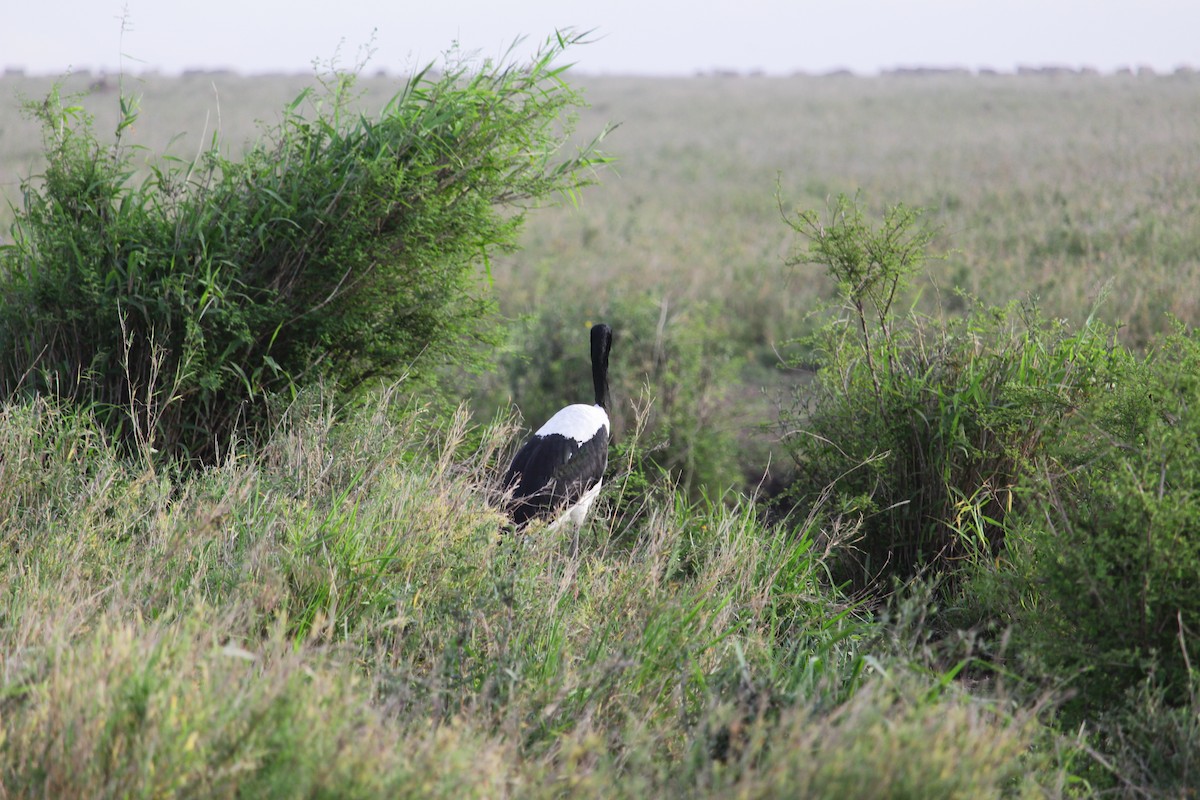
<box><xmin>1013</xmin><ymin>327</ymin><xmax>1200</xmax><ymax>717</ymax></box>
<box><xmin>0</xmin><ymin>33</ymin><xmax>606</xmax><ymax>461</ymax></box>
<box><xmin>777</xmin><ymin>194</ymin><xmax>1121</xmax><ymax>589</ymax></box>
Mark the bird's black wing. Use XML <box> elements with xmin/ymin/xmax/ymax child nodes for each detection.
<box><xmin>504</xmin><ymin>429</ymin><xmax>608</xmax><ymax>526</ymax></box>
<box><xmin>504</xmin><ymin>433</ymin><xmax>577</xmax><ymax>499</ymax></box>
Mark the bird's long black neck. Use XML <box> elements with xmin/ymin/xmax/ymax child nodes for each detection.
<box><xmin>591</xmin><ymin>324</ymin><xmax>612</xmax><ymax>410</ymax></box>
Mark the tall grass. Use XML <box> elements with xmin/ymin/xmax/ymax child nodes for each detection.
<box><xmin>0</xmin><ymin>389</ymin><xmax>1076</xmax><ymax>797</ymax></box>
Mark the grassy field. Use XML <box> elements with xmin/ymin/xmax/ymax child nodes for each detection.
<box><xmin>530</xmin><ymin>72</ymin><xmax>1200</xmax><ymax>343</ymax></box>
<box><xmin>3</xmin><ymin>65</ymin><xmax>1200</xmax><ymax>796</ymax></box>
<box><xmin>5</xmin><ymin>69</ymin><xmax>1199</xmax><ymax>340</ymax></box>
<box><xmin>0</xmin><ymin>393</ymin><xmax>1074</xmax><ymax>797</ymax></box>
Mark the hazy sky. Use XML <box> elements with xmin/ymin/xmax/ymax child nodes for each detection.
<box><xmin>3</xmin><ymin>1</ymin><xmax>1197</xmax><ymax>77</ymax></box>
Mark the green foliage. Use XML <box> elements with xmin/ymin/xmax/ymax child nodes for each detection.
<box><xmin>778</xmin><ymin>194</ymin><xmax>1122</xmax><ymax>588</ymax></box>
<box><xmin>0</xmin><ymin>33</ymin><xmax>606</xmax><ymax>461</ymax></box>
<box><xmin>1094</xmin><ymin>677</ymin><xmax>1200</xmax><ymax>796</ymax></box>
<box><xmin>775</xmin><ymin>198</ymin><xmax>1200</xmax><ymax>790</ymax></box>
<box><xmin>1012</xmin><ymin>328</ymin><xmax>1200</xmax><ymax>717</ymax></box>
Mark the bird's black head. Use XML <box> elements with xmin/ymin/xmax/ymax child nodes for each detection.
<box><xmin>591</xmin><ymin>323</ymin><xmax>613</xmax><ymax>409</ymax></box>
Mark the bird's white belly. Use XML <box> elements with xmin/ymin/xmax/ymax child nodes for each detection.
<box><xmin>549</xmin><ymin>478</ymin><xmax>604</xmax><ymax>532</ymax></box>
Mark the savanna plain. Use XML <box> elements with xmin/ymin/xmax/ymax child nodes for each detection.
<box><xmin>2</xmin><ymin>46</ymin><xmax>1200</xmax><ymax>797</ymax></box>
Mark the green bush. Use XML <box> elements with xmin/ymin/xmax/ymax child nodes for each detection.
<box><xmin>0</xmin><ymin>33</ymin><xmax>606</xmax><ymax>461</ymax></box>
<box><xmin>1013</xmin><ymin>327</ymin><xmax>1200</xmax><ymax>717</ymax></box>
<box><xmin>777</xmin><ymin>194</ymin><xmax>1121</xmax><ymax>589</ymax></box>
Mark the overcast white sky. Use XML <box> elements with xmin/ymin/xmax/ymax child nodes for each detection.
<box><xmin>3</xmin><ymin>1</ymin><xmax>1197</xmax><ymax>77</ymax></box>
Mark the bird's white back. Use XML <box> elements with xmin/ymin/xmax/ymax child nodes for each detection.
<box><xmin>534</xmin><ymin>403</ymin><xmax>608</xmax><ymax>444</ymax></box>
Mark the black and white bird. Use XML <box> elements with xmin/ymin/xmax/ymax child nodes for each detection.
<box><xmin>504</xmin><ymin>323</ymin><xmax>613</xmax><ymax>530</ymax></box>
